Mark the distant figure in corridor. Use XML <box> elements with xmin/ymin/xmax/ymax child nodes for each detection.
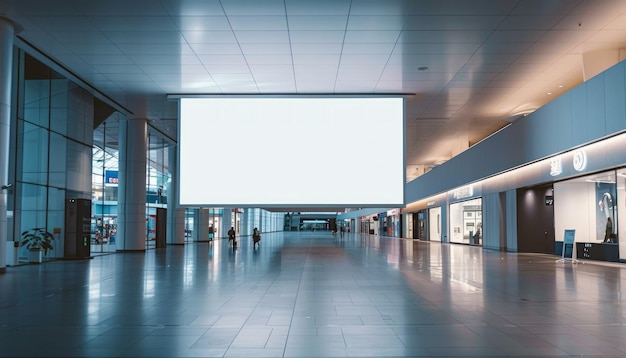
<box><xmin>253</xmin><ymin>227</ymin><xmax>261</xmax><ymax>248</ymax></box>
<box><xmin>228</xmin><ymin>226</ymin><xmax>235</xmax><ymax>246</ymax></box>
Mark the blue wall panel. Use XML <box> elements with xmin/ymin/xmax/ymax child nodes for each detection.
<box><xmin>604</xmin><ymin>62</ymin><xmax>626</xmax><ymax>135</ymax></box>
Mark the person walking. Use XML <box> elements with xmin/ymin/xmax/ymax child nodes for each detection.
<box><xmin>228</xmin><ymin>226</ymin><xmax>235</xmax><ymax>246</ymax></box>
<box><xmin>253</xmin><ymin>227</ymin><xmax>261</xmax><ymax>248</ymax></box>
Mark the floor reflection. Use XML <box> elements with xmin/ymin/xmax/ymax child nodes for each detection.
<box><xmin>1</xmin><ymin>231</ymin><xmax>625</xmax><ymax>357</ymax></box>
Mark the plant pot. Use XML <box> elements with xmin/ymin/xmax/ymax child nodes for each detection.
<box><xmin>28</xmin><ymin>248</ymin><xmax>43</xmax><ymax>264</ymax></box>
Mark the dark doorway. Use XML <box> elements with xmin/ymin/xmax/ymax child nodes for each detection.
<box><xmin>517</xmin><ymin>184</ymin><xmax>555</xmax><ymax>253</ymax></box>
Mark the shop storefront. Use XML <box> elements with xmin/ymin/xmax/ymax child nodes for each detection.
<box><xmin>449</xmin><ymin>198</ymin><xmax>483</xmax><ymax>245</ymax></box>
<box><xmin>554</xmin><ymin>169</ymin><xmax>625</xmax><ymax>262</ymax></box>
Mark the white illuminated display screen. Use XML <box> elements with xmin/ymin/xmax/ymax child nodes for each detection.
<box><xmin>178</xmin><ymin>97</ymin><xmax>405</xmax><ymax>207</ymax></box>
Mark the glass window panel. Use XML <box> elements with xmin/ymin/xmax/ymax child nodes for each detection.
<box><xmin>48</xmin><ymin>132</ymin><xmax>67</xmax><ymax>188</ymax></box>
<box><xmin>23</xmin><ymin>80</ymin><xmax>50</xmax><ymax>127</ymax></box>
<box><xmin>20</xmin><ymin>121</ymin><xmax>49</xmax><ymax>185</ymax></box>
<box><xmin>49</xmin><ymin>84</ymin><xmax>68</xmax><ymax>136</ymax></box>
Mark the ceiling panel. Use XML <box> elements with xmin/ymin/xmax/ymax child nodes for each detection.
<box><xmin>245</xmin><ymin>54</ymin><xmax>293</xmax><ymax>65</ymax></box>
<box><xmin>344</xmin><ymin>31</ymin><xmax>401</xmax><ymax>43</ymax></box>
<box><xmin>400</xmin><ymin>30</ymin><xmax>492</xmax><ymax>43</ymax></box>
<box><xmin>182</xmin><ymin>30</ymin><xmax>237</xmax><ymax>44</ymax></box>
<box><xmin>346</xmin><ymin>16</ymin><xmax>404</xmax><ymax>31</ymax></box>
<box><xmin>289</xmin><ymin>31</ymin><xmax>345</xmax><ymax>43</ymax></box>
<box><xmin>234</xmin><ymin>30</ymin><xmax>290</xmax><ymax>43</ymax></box>
<box><xmin>287</xmin><ymin>16</ymin><xmax>348</xmax><ymax>31</ymax></box>
<box><xmin>88</xmin><ymin>16</ymin><xmax>179</xmax><ymax>32</ymax></box>
<box><xmin>189</xmin><ymin>43</ymin><xmax>243</xmax><ymax>55</ymax></box>
<box><xmin>403</xmin><ymin>16</ymin><xmax>503</xmax><ymax>30</ymax></box>
<box><xmin>104</xmin><ymin>31</ymin><xmax>183</xmax><ymax>44</ymax></box>
<box><xmin>221</xmin><ymin>0</ymin><xmax>286</xmax><ymax>16</ymax></box>
<box><xmin>291</xmin><ymin>43</ymin><xmax>343</xmax><ymax>54</ymax></box>
<box><xmin>228</xmin><ymin>16</ymin><xmax>288</xmax><ymax>31</ymax></box>
<box><xmin>160</xmin><ymin>0</ymin><xmax>225</xmax><ymax>16</ymax></box>
<box><xmin>239</xmin><ymin>43</ymin><xmax>291</xmax><ymax>55</ymax></box>
<box><xmin>170</xmin><ymin>16</ymin><xmax>231</xmax><ymax>31</ymax></box>
<box><xmin>285</xmin><ymin>0</ymin><xmax>350</xmax><ymax>16</ymax></box>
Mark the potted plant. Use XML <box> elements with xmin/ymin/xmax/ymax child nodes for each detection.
<box><xmin>20</xmin><ymin>228</ymin><xmax>54</xmax><ymax>263</ymax></box>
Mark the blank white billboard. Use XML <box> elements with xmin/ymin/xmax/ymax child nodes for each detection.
<box><xmin>178</xmin><ymin>97</ymin><xmax>405</xmax><ymax>207</ymax></box>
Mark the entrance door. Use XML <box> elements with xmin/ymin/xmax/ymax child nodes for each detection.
<box><xmin>517</xmin><ymin>185</ymin><xmax>555</xmax><ymax>253</ymax></box>
<box><xmin>412</xmin><ymin>213</ymin><xmax>419</xmax><ymax>239</ymax></box>
<box><xmin>417</xmin><ymin>210</ymin><xmax>428</xmax><ymax>240</ymax></box>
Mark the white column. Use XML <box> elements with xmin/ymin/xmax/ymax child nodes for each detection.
<box><xmin>0</xmin><ymin>17</ymin><xmax>15</xmax><ymax>272</ymax></box>
<box><xmin>117</xmin><ymin>118</ymin><xmax>147</xmax><ymax>251</ymax></box>
<box><xmin>167</xmin><ymin>145</ymin><xmax>184</xmax><ymax>244</ymax></box>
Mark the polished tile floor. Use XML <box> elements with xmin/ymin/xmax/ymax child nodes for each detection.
<box><xmin>1</xmin><ymin>231</ymin><xmax>626</xmax><ymax>357</ymax></box>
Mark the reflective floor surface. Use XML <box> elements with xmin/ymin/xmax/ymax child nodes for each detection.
<box><xmin>1</xmin><ymin>232</ymin><xmax>626</xmax><ymax>357</ymax></box>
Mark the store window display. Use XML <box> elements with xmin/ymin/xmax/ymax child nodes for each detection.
<box><xmin>554</xmin><ymin>171</ymin><xmax>622</xmax><ymax>262</ymax></box>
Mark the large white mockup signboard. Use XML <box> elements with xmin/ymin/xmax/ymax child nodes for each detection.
<box><xmin>178</xmin><ymin>97</ymin><xmax>405</xmax><ymax>207</ymax></box>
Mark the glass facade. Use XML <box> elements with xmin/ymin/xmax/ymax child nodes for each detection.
<box><xmin>12</xmin><ymin>52</ymin><xmax>94</xmax><ymax>261</ymax></box>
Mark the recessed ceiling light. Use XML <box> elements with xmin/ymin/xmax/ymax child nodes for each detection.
<box><xmin>558</xmin><ymin>85</ymin><xmax>564</xmax><ymax>88</ymax></box>
<box><xmin>547</xmin><ymin>92</ymin><xmax>552</xmax><ymax>95</ymax></box>
<box><xmin>417</xmin><ymin>66</ymin><xmax>429</xmax><ymax>71</ymax></box>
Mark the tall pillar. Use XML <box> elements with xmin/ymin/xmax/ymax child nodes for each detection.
<box><xmin>222</xmin><ymin>208</ymin><xmax>232</xmax><ymax>238</ymax></box>
<box><xmin>117</xmin><ymin>118</ymin><xmax>147</xmax><ymax>251</ymax></box>
<box><xmin>0</xmin><ymin>17</ymin><xmax>15</xmax><ymax>273</ymax></box>
<box><xmin>167</xmin><ymin>145</ymin><xmax>184</xmax><ymax>245</ymax></box>
<box><xmin>197</xmin><ymin>208</ymin><xmax>209</xmax><ymax>241</ymax></box>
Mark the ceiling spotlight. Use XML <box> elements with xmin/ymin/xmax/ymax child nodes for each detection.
<box><xmin>417</xmin><ymin>66</ymin><xmax>429</xmax><ymax>71</ymax></box>
<box><xmin>547</xmin><ymin>92</ymin><xmax>552</xmax><ymax>95</ymax></box>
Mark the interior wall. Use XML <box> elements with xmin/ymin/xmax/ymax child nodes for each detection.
<box><xmin>483</xmin><ymin>192</ymin><xmax>500</xmax><ymax>250</ymax></box>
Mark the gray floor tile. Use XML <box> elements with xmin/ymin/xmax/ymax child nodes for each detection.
<box><xmin>2</xmin><ymin>232</ymin><xmax>626</xmax><ymax>358</ymax></box>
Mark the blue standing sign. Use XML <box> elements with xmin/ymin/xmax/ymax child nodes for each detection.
<box><xmin>557</xmin><ymin>229</ymin><xmax>578</xmax><ymax>263</ymax></box>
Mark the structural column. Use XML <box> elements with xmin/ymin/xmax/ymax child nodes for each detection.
<box><xmin>197</xmin><ymin>208</ymin><xmax>209</xmax><ymax>241</ymax></box>
<box><xmin>222</xmin><ymin>208</ymin><xmax>232</xmax><ymax>238</ymax></box>
<box><xmin>117</xmin><ymin>118</ymin><xmax>147</xmax><ymax>251</ymax></box>
<box><xmin>0</xmin><ymin>17</ymin><xmax>15</xmax><ymax>272</ymax></box>
<box><xmin>167</xmin><ymin>145</ymin><xmax>184</xmax><ymax>245</ymax></box>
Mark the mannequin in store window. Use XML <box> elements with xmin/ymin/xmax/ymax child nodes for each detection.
<box><xmin>603</xmin><ymin>217</ymin><xmax>614</xmax><ymax>243</ymax></box>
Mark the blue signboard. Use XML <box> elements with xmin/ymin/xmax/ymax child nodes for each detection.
<box><xmin>105</xmin><ymin>170</ymin><xmax>119</xmax><ymax>185</ymax></box>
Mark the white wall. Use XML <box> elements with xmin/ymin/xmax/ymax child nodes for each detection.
<box><xmin>554</xmin><ymin>181</ymin><xmax>597</xmax><ymax>243</ymax></box>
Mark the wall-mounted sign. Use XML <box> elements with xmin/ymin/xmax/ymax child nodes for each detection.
<box><xmin>427</xmin><ymin>201</ymin><xmax>436</xmax><ymax>206</ymax></box>
<box><xmin>545</xmin><ymin>195</ymin><xmax>554</xmax><ymax>206</ymax></box>
<box><xmin>572</xmin><ymin>150</ymin><xmax>587</xmax><ymax>171</ymax></box>
<box><xmin>453</xmin><ymin>186</ymin><xmax>473</xmax><ymax>200</ymax></box>
<box><xmin>105</xmin><ymin>170</ymin><xmax>119</xmax><ymax>185</ymax></box>
<box><xmin>549</xmin><ymin>157</ymin><xmax>562</xmax><ymax>176</ymax></box>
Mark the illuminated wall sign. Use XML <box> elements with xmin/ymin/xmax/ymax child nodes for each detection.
<box><xmin>572</xmin><ymin>150</ymin><xmax>587</xmax><ymax>171</ymax></box>
<box><xmin>549</xmin><ymin>157</ymin><xmax>562</xmax><ymax>176</ymax></box>
<box><xmin>453</xmin><ymin>186</ymin><xmax>473</xmax><ymax>200</ymax></box>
